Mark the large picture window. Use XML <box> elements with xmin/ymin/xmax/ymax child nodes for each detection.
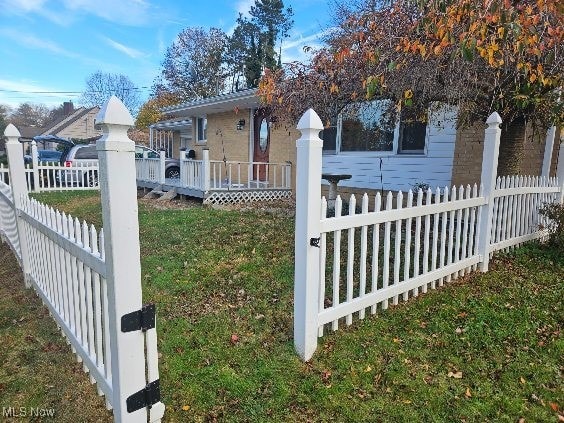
<box><xmin>322</xmin><ymin>101</ymin><xmax>428</xmax><ymax>155</ymax></box>
<box><xmin>340</xmin><ymin>102</ymin><xmax>394</xmax><ymax>152</ymax></box>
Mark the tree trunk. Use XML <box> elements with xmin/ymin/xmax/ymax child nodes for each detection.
<box><xmin>497</xmin><ymin>117</ymin><xmax>526</xmax><ymax>176</ymax></box>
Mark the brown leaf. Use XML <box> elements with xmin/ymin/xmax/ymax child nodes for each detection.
<box><xmin>230</xmin><ymin>334</ymin><xmax>239</xmax><ymax>344</ymax></box>
<box><xmin>181</xmin><ymin>405</ymin><xmax>190</xmax><ymax>411</ymax></box>
<box><xmin>549</xmin><ymin>402</ymin><xmax>559</xmax><ymax>411</ymax></box>
<box><xmin>321</xmin><ymin>370</ymin><xmax>332</xmax><ymax>382</ymax></box>
<box><xmin>465</xmin><ymin>387</ymin><xmax>472</xmax><ymax>398</ymax></box>
<box><xmin>520</xmin><ymin>377</ymin><xmax>526</xmax><ymax>384</ymax></box>
<box><xmin>448</xmin><ymin>371</ymin><xmax>463</xmax><ymax>379</ymax></box>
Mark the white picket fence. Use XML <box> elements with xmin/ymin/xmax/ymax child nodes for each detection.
<box><xmin>293</xmin><ymin>109</ymin><xmax>564</xmax><ymax>361</ymax></box>
<box><xmin>1</xmin><ymin>154</ymin><xmax>99</xmax><ymax>192</ymax></box>
<box><xmin>0</xmin><ymin>97</ymin><xmax>165</xmax><ymax>422</ymax></box>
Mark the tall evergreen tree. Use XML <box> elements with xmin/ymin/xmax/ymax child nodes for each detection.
<box><xmin>227</xmin><ymin>0</ymin><xmax>293</xmax><ymax>89</ymax></box>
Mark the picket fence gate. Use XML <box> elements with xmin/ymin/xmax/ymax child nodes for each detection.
<box><xmin>294</xmin><ymin>109</ymin><xmax>564</xmax><ymax>361</ymax></box>
<box><xmin>0</xmin><ymin>97</ymin><xmax>164</xmax><ymax>422</ymax></box>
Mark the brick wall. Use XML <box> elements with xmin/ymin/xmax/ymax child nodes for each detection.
<box><xmin>451</xmin><ymin>122</ymin><xmax>552</xmax><ymax>186</ymax></box>
<box><xmin>451</xmin><ymin>123</ymin><xmax>485</xmax><ymax>186</ymax></box>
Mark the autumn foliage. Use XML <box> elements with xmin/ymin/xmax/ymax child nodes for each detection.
<box><xmin>259</xmin><ymin>0</ymin><xmax>563</xmax><ymax>128</ymax></box>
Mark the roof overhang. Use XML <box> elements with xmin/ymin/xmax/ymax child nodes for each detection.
<box><xmin>162</xmin><ymin>89</ymin><xmax>259</xmax><ymax>118</ymax></box>
<box><xmin>150</xmin><ymin>118</ymin><xmax>192</xmax><ymax>131</ymax></box>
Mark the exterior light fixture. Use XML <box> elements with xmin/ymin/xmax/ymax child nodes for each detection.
<box><xmin>237</xmin><ymin>119</ymin><xmax>245</xmax><ymax>130</ymax></box>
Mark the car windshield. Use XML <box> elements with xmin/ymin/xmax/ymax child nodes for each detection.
<box><xmin>135</xmin><ymin>146</ymin><xmax>159</xmax><ymax>159</ymax></box>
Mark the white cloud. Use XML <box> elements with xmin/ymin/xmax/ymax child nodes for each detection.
<box><xmin>62</xmin><ymin>0</ymin><xmax>152</xmax><ymax>25</ymax></box>
<box><xmin>0</xmin><ymin>28</ymin><xmax>78</xmax><ymax>58</ymax></box>
<box><xmin>0</xmin><ymin>79</ymin><xmax>78</xmax><ymax>107</ymax></box>
<box><xmin>0</xmin><ymin>0</ymin><xmax>153</xmax><ymax>26</ymax></box>
<box><xmin>101</xmin><ymin>36</ymin><xmax>146</xmax><ymax>59</ymax></box>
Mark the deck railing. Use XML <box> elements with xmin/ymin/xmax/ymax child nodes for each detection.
<box><xmin>209</xmin><ymin>160</ymin><xmax>292</xmax><ymax>190</ymax></box>
<box><xmin>137</xmin><ymin>149</ymin><xmax>292</xmax><ymax>193</ymax></box>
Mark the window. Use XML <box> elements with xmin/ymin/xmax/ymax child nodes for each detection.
<box><xmin>74</xmin><ymin>145</ymin><xmax>98</xmax><ymax>159</ymax></box>
<box><xmin>340</xmin><ymin>102</ymin><xmax>395</xmax><ymax>153</ymax></box>
<box><xmin>398</xmin><ymin>110</ymin><xmax>427</xmax><ymax>154</ymax></box>
<box><xmin>196</xmin><ymin>116</ymin><xmax>207</xmax><ymax>142</ymax></box>
<box><xmin>327</xmin><ymin>101</ymin><xmax>428</xmax><ymax>155</ymax></box>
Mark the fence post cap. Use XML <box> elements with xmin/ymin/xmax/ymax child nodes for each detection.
<box><xmin>4</xmin><ymin>123</ymin><xmax>21</xmax><ymax>142</ymax></box>
<box><xmin>486</xmin><ymin>112</ymin><xmax>502</xmax><ymax>127</ymax></box>
<box><xmin>95</xmin><ymin>95</ymin><xmax>134</xmax><ymax>128</ymax></box>
<box><xmin>297</xmin><ymin>108</ymin><xmax>323</xmax><ymax>132</ymax></box>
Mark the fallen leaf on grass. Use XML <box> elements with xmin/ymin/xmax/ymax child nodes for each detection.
<box><xmin>448</xmin><ymin>371</ymin><xmax>463</xmax><ymax>379</ymax></box>
<box><xmin>181</xmin><ymin>405</ymin><xmax>190</xmax><ymax>411</ymax></box>
<box><xmin>230</xmin><ymin>334</ymin><xmax>239</xmax><ymax>344</ymax></box>
<box><xmin>364</xmin><ymin>365</ymin><xmax>372</xmax><ymax>373</ymax></box>
<box><xmin>465</xmin><ymin>387</ymin><xmax>472</xmax><ymax>398</ymax></box>
<box><xmin>549</xmin><ymin>402</ymin><xmax>559</xmax><ymax>411</ymax></box>
<box><xmin>520</xmin><ymin>377</ymin><xmax>526</xmax><ymax>384</ymax></box>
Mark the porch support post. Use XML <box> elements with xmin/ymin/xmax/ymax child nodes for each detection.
<box><xmin>31</xmin><ymin>140</ymin><xmax>40</xmax><ymax>192</ymax></box>
<box><xmin>477</xmin><ymin>112</ymin><xmax>502</xmax><ymax>272</ymax></box>
<box><xmin>202</xmin><ymin>149</ymin><xmax>210</xmax><ymax>192</ymax></box>
<box><xmin>294</xmin><ymin>108</ymin><xmax>324</xmax><ymax>361</ymax></box>
<box><xmin>541</xmin><ymin>126</ymin><xmax>556</xmax><ymax>178</ymax></box>
<box><xmin>159</xmin><ymin>150</ymin><xmax>166</xmax><ymax>184</ymax></box>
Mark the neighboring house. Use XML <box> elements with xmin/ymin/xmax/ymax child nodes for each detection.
<box><xmin>20</xmin><ymin>102</ymin><xmax>101</xmax><ymax>151</ymax></box>
<box><xmin>154</xmin><ymin>89</ymin><xmax>561</xmax><ymax>195</ymax></box>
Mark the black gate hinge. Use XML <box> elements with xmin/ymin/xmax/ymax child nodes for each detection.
<box><xmin>121</xmin><ymin>303</ymin><xmax>156</xmax><ymax>333</ymax></box>
<box><xmin>126</xmin><ymin>379</ymin><xmax>160</xmax><ymax>413</ymax></box>
<box><xmin>310</xmin><ymin>237</ymin><xmax>321</xmax><ymax>248</ymax></box>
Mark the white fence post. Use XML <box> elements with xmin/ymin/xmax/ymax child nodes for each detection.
<box><xmin>159</xmin><ymin>150</ymin><xmax>166</xmax><ymax>184</ymax></box>
<box><xmin>556</xmin><ymin>138</ymin><xmax>564</xmax><ymax>204</ymax></box>
<box><xmin>294</xmin><ymin>108</ymin><xmax>324</xmax><ymax>361</ymax></box>
<box><xmin>202</xmin><ymin>149</ymin><xmax>211</xmax><ymax>192</ymax></box>
<box><xmin>541</xmin><ymin>126</ymin><xmax>556</xmax><ymax>178</ymax></box>
<box><xmin>4</xmin><ymin>124</ymin><xmax>32</xmax><ymax>287</ymax></box>
<box><xmin>31</xmin><ymin>140</ymin><xmax>40</xmax><ymax>192</ymax></box>
<box><xmin>477</xmin><ymin>112</ymin><xmax>502</xmax><ymax>272</ymax></box>
<box><xmin>95</xmin><ymin>96</ymin><xmax>154</xmax><ymax>422</ymax></box>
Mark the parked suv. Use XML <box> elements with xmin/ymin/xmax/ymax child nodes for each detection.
<box><xmin>58</xmin><ymin>144</ymin><xmax>181</xmax><ymax>186</ymax></box>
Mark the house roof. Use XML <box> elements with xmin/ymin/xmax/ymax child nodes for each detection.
<box><xmin>42</xmin><ymin>106</ymin><xmax>99</xmax><ymax>136</ymax></box>
<box><xmin>162</xmin><ymin>89</ymin><xmax>259</xmax><ymax>117</ymax></box>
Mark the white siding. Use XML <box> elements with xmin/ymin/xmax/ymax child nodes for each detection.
<box><xmin>322</xmin><ymin>106</ymin><xmax>458</xmax><ymax>192</ymax></box>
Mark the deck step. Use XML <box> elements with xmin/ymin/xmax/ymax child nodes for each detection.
<box><xmin>143</xmin><ymin>190</ymin><xmax>161</xmax><ymax>199</ymax></box>
<box><xmin>156</xmin><ymin>188</ymin><xmax>177</xmax><ymax>201</ymax></box>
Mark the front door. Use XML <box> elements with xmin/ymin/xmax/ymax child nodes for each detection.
<box><xmin>253</xmin><ymin>109</ymin><xmax>270</xmax><ymax>181</ymax></box>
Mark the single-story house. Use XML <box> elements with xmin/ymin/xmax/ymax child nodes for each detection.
<box><xmin>151</xmin><ymin>89</ymin><xmax>561</xmax><ymax>198</ymax></box>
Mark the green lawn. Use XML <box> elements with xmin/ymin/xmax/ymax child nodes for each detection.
<box><xmin>1</xmin><ymin>190</ymin><xmax>562</xmax><ymax>422</ymax></box>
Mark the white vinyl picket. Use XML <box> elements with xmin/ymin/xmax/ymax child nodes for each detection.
<box><xmin>293</xmin><ymin>109</ymin><xmax>564</xmax><ymax>361</ymax></box>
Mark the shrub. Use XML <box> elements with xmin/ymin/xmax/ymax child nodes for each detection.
<box><xmin>538</xmin><ymin>202</ymin><xmax>564</xmax><ymax>249</ymax></box>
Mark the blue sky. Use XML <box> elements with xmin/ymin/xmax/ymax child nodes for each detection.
<box><xmin>0</xmin><ymin>0</ymin><xmax>333</xmax><ymax>110</ymax></box>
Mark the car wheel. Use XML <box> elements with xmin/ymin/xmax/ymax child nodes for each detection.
<box><xmin>83</xmin><ymin>171</ymin><xmax>99</xmax><ymax>187</ymax></box>
<box><xmin>165</xmin><ymin>166</ymin><xmax>180</xmax><ymax>179</ymax></box>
